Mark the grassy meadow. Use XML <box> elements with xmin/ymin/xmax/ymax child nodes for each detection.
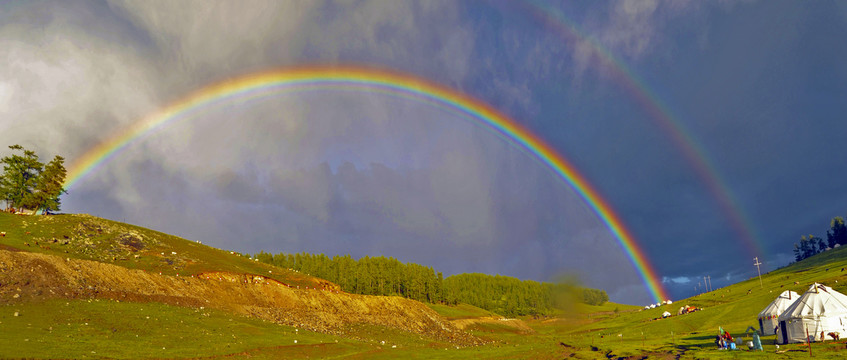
<box><xmin>3</xmin><ymin>211</ymin><xmax>847</xmax><ymax>358</ymax></box>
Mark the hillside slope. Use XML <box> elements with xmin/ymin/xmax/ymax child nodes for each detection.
<box><xmin>0</xmin><ymin>213</ymin><xmax>330</xmax><ymax>288</ymax></box>
<box><xmin>0</xmin><ymin>213</ymin><xmax>478</xmax><ymax>345</ymax></box>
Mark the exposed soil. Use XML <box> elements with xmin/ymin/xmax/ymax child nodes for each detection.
<box><xmin>0</xmin><ymin>250</ymin><xmax>481</xmax><ymax>345</ymax></box>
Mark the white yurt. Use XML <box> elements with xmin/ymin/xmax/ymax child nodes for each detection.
<box><xmin>758</xmin><ymin>290</ymin><xmax>799</xmax><ymax>335</ymax></box>
<box><xmin>776</xmin><ymin>283</ymin><xmax>847</xmax><ymax>344</ymax></box>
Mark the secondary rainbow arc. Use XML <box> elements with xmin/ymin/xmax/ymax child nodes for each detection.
<box><xmin>523</xmin><ymin>0</ymin><xmax>765</xmax><ymax>259</ymax></box>
<box><xmin>64</xmin><ymin>65</ymin><xmax>670</xmax><ymax>302</ymax></box>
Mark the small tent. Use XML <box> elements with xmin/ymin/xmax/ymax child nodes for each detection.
<box><xmin>776</xmin><ymin>283</ymin><xmax>847</xmax><ymax>344</ymax></box>
<box><xmin>758</xmin><ymin>290</ymin><xmax>799</xmax><ymax>335</ymax></box>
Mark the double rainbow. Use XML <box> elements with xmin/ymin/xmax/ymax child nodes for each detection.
<box><xmin>64</xmin><ymin>65</ymin><xmax>670</xmax><ymax>302</ymax></box>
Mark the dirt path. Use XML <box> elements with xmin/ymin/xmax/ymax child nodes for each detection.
<box><xmin>0</xmin><ymin>250</ymin><xmax>480</xmax><ymax>345</ymax></box>
<box><xmin>451</xmin><ymin>316</ymin><xmax>535</xmax><ymax>334</ymax></box>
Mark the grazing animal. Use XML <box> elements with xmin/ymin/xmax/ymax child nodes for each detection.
<box><xmin>828</xmin><ymin>332</ymin><xmax>840</xmax><ymax>341</ymax></box>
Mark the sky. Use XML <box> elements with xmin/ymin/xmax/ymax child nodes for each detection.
<box><xmin>2</xmin><ymin>0</ymin><xmax>847</xmax><ymax>305</ymax></box>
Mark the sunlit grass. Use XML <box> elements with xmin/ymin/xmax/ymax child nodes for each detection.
<box><xmin>0</xmin><ymin>299</ymin><xmax>344</xmax><ymax>359</ymax></box>
<box><xmin>426</xmin><ymin>303</ymin><xmax>499</xmax><ymax>319</ymax></box>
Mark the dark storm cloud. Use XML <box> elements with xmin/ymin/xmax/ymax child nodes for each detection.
<box><xmin>6</xmin><ymin>0</ymin><xmax>847</xmax><ymax>305</ymax></box>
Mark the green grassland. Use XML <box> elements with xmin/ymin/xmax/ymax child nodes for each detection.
<box><xmin>3</xmin><ymin>212</ymin><xmax>847</xmax><ymax>358</ymax></box>
<box><xmin>0</xmin><ymin>299</ymin><xmax>571</xmax><ymax>359</ymax></box>
<box><xmin>0</xmin><ymin>299</ymin><xmax>343</xmax><ymax>359</ymax></box>
<box><xmin>427</xmin><ymin>303</ymin><xmax>499</xmax><ymax>319</ymax></box>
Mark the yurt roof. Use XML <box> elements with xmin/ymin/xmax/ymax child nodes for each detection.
<box><xmin>778</xmin><ymin>283</ymin><xmax>847</xmax><ymax>320</ymax></box>
<box><xmin>758</xmin><ymin>290</ymin><xmax>800</xmax><ymax>318</ymax></box>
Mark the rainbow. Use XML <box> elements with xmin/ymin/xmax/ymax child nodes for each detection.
<box><xmin>65</xmin><ymin>65</ymin><xmax>670</xmax><ymax>302</ymax></box>
<box><xmin>523</xmin><ymin>0</ymin><xmax>765</xmax><ymax>259</ymax></box>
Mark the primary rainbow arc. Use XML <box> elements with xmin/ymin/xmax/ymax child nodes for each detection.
<box><xmin>65</xmin><ymin>65</ymin><xmax>670</xmax><ymax>302</ymax></box>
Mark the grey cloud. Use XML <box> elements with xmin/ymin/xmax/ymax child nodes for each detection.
<box><xmin>107</xmin><ymin>0</ymin><xmax>320</xmax><ymax>85</ymax></box>
<box><xmin>0</xmin><ymin>4</ymin><xmax>158</xmax><ymax>159</ymax></box>
<box><xmin>305</xmin><ymin>0</ymin><xmax>474</xmax><ymax>87</ymax></box>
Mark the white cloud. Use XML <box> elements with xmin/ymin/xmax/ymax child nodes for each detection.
<box><xmin>662</xmin><ymin>276</ymin><xmax>691</xmax><ymax>284</ymax></box>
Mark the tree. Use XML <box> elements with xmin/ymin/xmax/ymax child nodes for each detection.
<box><xmin>28</xmin><ymin>155</ymin><xmax>67</xmax><ymax>212</ymax></box>
<box><xmin>806</xmin><ymin>234</ymin><xmax>823</xmax><ymax>258</ymax></box>
<box><xmin>793</xmin><ymin>243</ymin><xmax>802</xmax><ymax>262</ymax></box>
<box><xmin>817</xmin><ymin>237</ymin><xmax>827</xmax><ymax>253</ymax></box>
<box><xmin>0</xmin><ymin>145</ymin><xmax>43</xmax><ymax>210</ymax></box>
<box><xmin>829</xmin><ymin>217</ymin><xmax>847</xmax><ymax>246</ymax></box>
<box><xmin>799</xmin><ymin>236</ymin><xmax>812</xmax><ymax>260</ymax></box>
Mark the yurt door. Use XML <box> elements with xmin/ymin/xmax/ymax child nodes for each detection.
<box><xmin>779</xmin><ymin>321</ymin><xmax>788</xmax><ymax>344</ymax></box>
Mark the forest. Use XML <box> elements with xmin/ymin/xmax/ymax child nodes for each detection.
<box><xmin>254</xmin><ymin>251</ymin><xmax>608</xmax><ymax>316</ymax></box>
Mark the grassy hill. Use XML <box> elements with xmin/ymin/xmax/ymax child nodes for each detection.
<box><xmin>3</xmin><ymin>212</ymin><xmax>847</xmax><ymax>358</ymax></box>
<box><xmin>551</xmin><ymin>245</ymin><xmax>847</xmax><ymax>359</ymax></box>
<box><xmin>0</xmin><ymin>213</ymin><xmax>330</xmax><ymax>289</ymax></box>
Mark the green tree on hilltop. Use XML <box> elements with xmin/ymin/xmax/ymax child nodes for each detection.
<box><xmin>0</xmin><ymin>145</ymin><xmax>67</xmax><ymax>213</ymax></box>
<box><xmin>827</xmin><ymin>217</ymin><xmax>847</xmax><ymax>248</ymax></box>
<box><xmin>27</xmin><ymin>155</ymin><xmax>67</xmax><ymax>212</ymax></box>
<box><xmin>0</xmin><ymin>145</ymin><xmax>43</xmax><ymax>209</ymax></box>
<box><xmin>816</xmin><ymin>236</ymin><xmax>827</xmax><ymax>253</ymax></box>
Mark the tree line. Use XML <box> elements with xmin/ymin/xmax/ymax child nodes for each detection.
<box><xmin>792</xmin><ymin>216</ymin><xmax>847</xmax><ymax>262</ymax></box>
<box><xmin>0</xmin><ymin>145</ymin><xmax>67</xmax><ymax>213</ymax></box>
<box><xmin>254</xmin><ymin>251</ymin><xmax>608</xmax><ymax>316</ymax></box>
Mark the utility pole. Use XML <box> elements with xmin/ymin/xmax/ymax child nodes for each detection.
<box><xmin>753</xmin><ymin>257</ymin><xmax>763</xmax><ymax>288</ymax></box>
<box><xmin>707</xmin><ymin>275</ymin><xmax>712</xmax><ymax>292</ymax></box>
<box><xmin>703</xmin><ymin>276</ymin><xmax>708</xmax><ymax>293</ymax></box>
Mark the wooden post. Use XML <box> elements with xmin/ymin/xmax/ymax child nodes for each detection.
<box><xmin>806</xmin><ymin>325</ymin><xmax>812</xmax><ymax>356</ymax></box>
